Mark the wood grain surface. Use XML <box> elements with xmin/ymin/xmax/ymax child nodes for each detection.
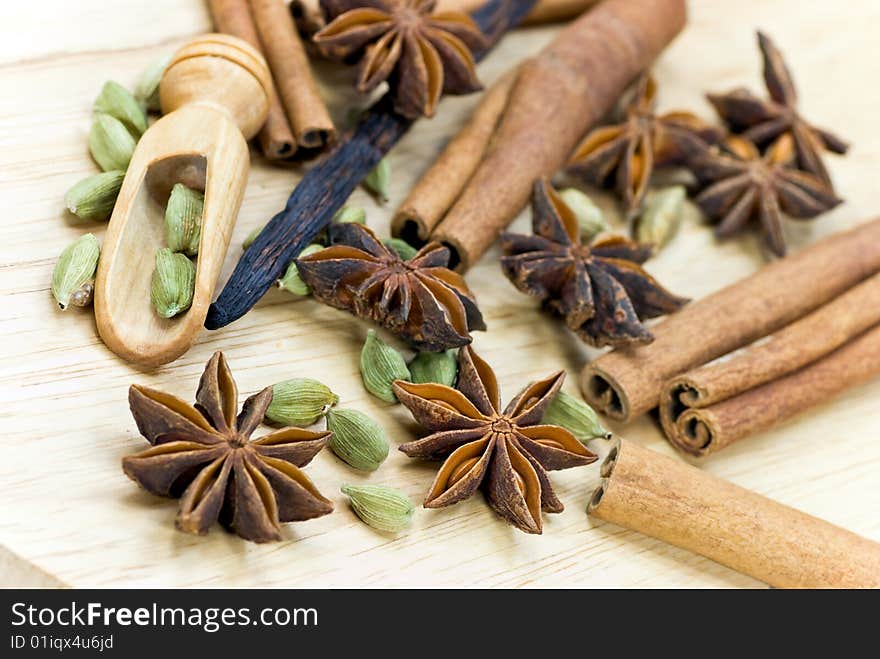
<box><xmin>1</xmin><ymin>0</ymin><xmax>878</xmax><ymax>588</ymax></box>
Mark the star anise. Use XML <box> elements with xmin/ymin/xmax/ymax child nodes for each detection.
<box><xmin>392</xmin><ymin>346</ymin><xmax>597</xmax><ymax>534</ymax></box>
<box><xmin>313</xmin><ymin>0</ymin><xmax>487</xmax><ymax>119</ymax></box>
<box><xmin>500</xmin><ymin>178</ymin><xmax>688</xmax><ymax>347</ymax></box>
<box><xmin>688</xmin><ymin>134</ymin><xmax>841</xmax><ymax>256</ymax></box>
<box><xmin>565</xmin><ymin>73</ymin><xmax>724</xmax><ymax>215</ymax></box>
<box><xmin>707</xmin><ymin>31</ymin><xmax>849</xmax><ymax>188</ymax></box>
<box><xmin>296</xmin><ymin>222</ymin><xmax>485</xmax><ymax>351</ymax></box>
<box><xmin>122</xmin><ymin>352</ymin><xmax>333</xmax><ymax>543</ymax></box>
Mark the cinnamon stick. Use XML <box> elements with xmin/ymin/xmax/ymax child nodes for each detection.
<box><xmin>207</xmin><ymin>0</ymin><xmax>297</xmax><ymax>159</ymax></box>
<box><xmin>250</xmin><ymin>0</ymin><xmax>335</xmax><ymax>149</ymax></box>
<box><xmin>581</xmin><ymin>217</ymin><xmax>880</xmax><ymax>423</ymax></box>
<box><xmin>662</xmin><ymin>324</ymin><xmax>880</xmax><ymax>457</ymax></box>
<box><xmin>588</xmin><ymin>439</ymin><xmax>880</xmax><ymax>588</ymax></box>
<box><xmin>391</xmin><ymin>68</ymin><xmax>519</xmax><ymax>243</ymax></box>
<box><xmin>431</xmin><ymin>0</ymin><xmax>686</xmax><ymax>270</ymax></box>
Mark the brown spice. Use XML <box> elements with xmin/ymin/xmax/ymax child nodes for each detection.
<box><xmin>295</xmin><ymin>223</ymin><xmax>485</xmax><ymax>351</ymax></box>
<box><xmin>589</xmin><ymin>439</ymin><xmax>880</xmax><ymax>588</ymax></box>
<box><xmin>250</xmin><ymin>0</ymin><xmax>336</xmax><ymax>149</ymax></box>
<box><xmin>428</xmin><ymin>0</ymin><xmax>688</xmax><ymax>270</ymax></box>
<box><xmin>707</xmin><ymin>31</ymin><xmax>849</xmax><ymax>188</ymax></box>
<box><xmin>580</xmin><ymin>217</ymin><xmax>880</xmax><ymax>423</ymax></box>
<box><xmin>393</xmin><ymin>346</ymin><xmax>596</xmax><ymax>534</ymax></box>
<box><xmin>207</xmin><ymin>0</ymin><xmax>297</xmax><ymax>159</ymax></box>
<box><xmin>122</xmin><ymin>352</ymin><xmax>334</xmax><ymax>543</ymax></box>
<box><xmin>500</xmin><ymin>179</ymin><xmax>688</xmax><ymax>347</ymax></box>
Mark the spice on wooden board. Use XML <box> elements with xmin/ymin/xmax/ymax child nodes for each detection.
<box><xmin>707</xmin><ymin>31</ymin><xmax>849</xmax><ymax>189</ymax></box>
<box><xmin>206</xmin><ymin>0</ymin><xmax>538</xmax><ymax>330</ymax></box>
<box><xmin>500</xmin><ymin>179</ymin><xmax>687</xmax><ymax>348</ymax></box>
<box><xmin>581</xmin><ymin>217</ymin><xmax>880</xmax><ymax>423</ymax></box>
<box><xmin>296</xmin><ymin>223</ymin><xmax>485</xmax><ymax>351</ymax></box>
<box><xmin>314</xmin><ymin>0</ymin><xmax>487</xmax><ymax>119</ymax></box>
<box><xmin>121</xmin><ymin>352</ymin><xmax>334</xmax><ymax>543</ymax></box>
<box><xmin>393</xmin><ymin>346</ymin><xmax>597</xmax><ymax>534</ymax></box>
<box><xmin>588</xmin><ymin>439</ymin><xmax>880</xmax><ymax>588</ymax></box>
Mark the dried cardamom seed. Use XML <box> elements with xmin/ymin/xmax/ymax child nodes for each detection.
<box><xmin>326</xmin><ymin>408</ymin><xmax>389</xmax><ymax>471</ymax></box>
<box><xmin>135</xmin><ymin>54</ymin><xmax>170</xmax><ymax>113</ymax></box>
<box><xmin>277</xmin><ymin>244</ymin><xmax>324</xmax><ymax>296</ymax></box>
<box><xmin>360</xmin><ymin>330</ymin><xmax>410</xmax><ymax>402</ymax></box>
<box><xmin>265</xmin><ymin>378</ymin><xmax>339</xmax><ymax>426</ymax></box>
<box><xmin>408</xmin><ymin>349</ymin><xmax>457</xmax><ymax>387</ymax></box>
<box><xmin>150</xmin><ymin>248</ymin><xmax>195</xmax><ymax>318</ymax></box>
<box><xmin>635</xmin><ymin>185</ymin><xmax>686</xmax><ymax>248</ymax></box>
<box><xmin>559</xmin><ymin>188</ymin><xmax>607</xmax><ymax>241</ymax></box>
<box><xmin>332</xmin><ymin>206</ymin><xmax>366</xmax><ymax>225</ymax></box>
<box><xmin>64</xmin><ymin>170</ymin><xmax>125</xmax><ymax>222</ymax></box>
<box><xmin>543</xmin><ymin>390</ymin><xmax>611</xmax><ymax>441</ymax></box>
<box><xmin>89</xmin><ymin>113</ymin><xmax>136</xmax><ymax>172</ymax></box>
<box><xmin>94</xmin><ymin>81</ymin><xmax>148</xmax><ymax>138</ymax></box>
<box><xmin>165</xmin><ymin>183</ymin><xmax>203</xmax><ymax>256</ymax></box>
<box><xmin>363</xmin><ymin>157</ymin><xmax>391</xmax><ymax>201</ymax></box>
<box><xmin>242</xmin><ymin>223</ymin><xmax>265</xmax><ymax>250</ymax></box>
<box><xmin>384</xmin><ymin>237</ymin><xmax>418</xmax><ymax>261</ymax></box>
<box><xmin>341</xmin><ymin>484</ymin><xmax>415</xmax><ymax>533</ymax></box>
<box><xmin>51</xmin><ymin>233</ymin><xmax>100</xmax><ymax>310</ymax></box>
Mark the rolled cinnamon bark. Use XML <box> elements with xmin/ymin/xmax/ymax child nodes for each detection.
<box><xmin>431</xmin><ymin>0</ymin><xmax>686</xmax><ymax>270</ymax></box>
<box><xmin>581</xmin><ymin>217</ymin><xmax>880</xmax><ymax>423</ymax></box>
<box><xmin>250</xmin><ymin>0</ymin><xmax>335</xmax><ymax>149</ymax></box>
<box><xmin>391</xmin><ymin>68</ymin><xmax>519</xmax><ymax>244</ymax></box>
<box><xmin>663</xmin><ymin>323</ymin><xmax>880</xmax><ymax>457</ymax></box>
<box><xmin>588</xmin><ymin>439</ymin><xmax>880</xmax><ymax>588</ymax></box>
<box><xmin>208</xmin><ymin>0</ymin><xmax>297</xmax><ymax>159</ymax></box>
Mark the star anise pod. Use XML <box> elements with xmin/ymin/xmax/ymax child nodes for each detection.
<box><xmin>500</xmin><ymin>179</ymin><xmax>688</xmax><ymax>347</ymax></box>
<box><xmin>393</xmin><ymin>346</ymin><xmax>597</xmax><ymax>534</ymax></box>
<box><xmin>565</xmin><ymin>73</ymin><xmax>724</xmax><ymax>215</ymax></box>
<box><xmin>688</xmin><ymin>134</ymin><xmax>841</xmax><ymax>257</ymax></box>
<box><xmin>313</xmin><ymin>0</ymin><xmax>487</xmax><ymax>119</ymax></box>
<box><xmin>296</xmin><ymin>223</ymin><xmax>485</xmax><ymax>351</ymax></box>
<box><xmin>707</xmin><ymin>31</ymin><xmax>849</xmax><ymax>188</ymax></box>
<box><xmin>122</xmin><ymin>352</ymin><xmax>333</xmax><ymax>543</ymax></box>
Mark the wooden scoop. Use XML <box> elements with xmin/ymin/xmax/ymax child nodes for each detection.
<box><xmin>95</xmin><ymin>34</ymin><xmax>270</xmax><ymax>368</ymax></box>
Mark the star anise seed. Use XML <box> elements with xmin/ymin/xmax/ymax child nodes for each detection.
<box><xmin>565</xmin><ymin>73</ymin><xmax>724</xmax><ymax>216</ymax></box>
<box><xmin>500</xmin><ymin>178</ymin><xmax>688</xmax><ymax>347</ymax></box>
<box><xmin>314</xmin><ymin>0</ymin><xmax>487</xmax><ymax>119</ymax></box>
<box><xmin>707</xmin><ymin>31</ymin><xmax>849</xmax><ymax>188</ymax></box>
<box><xmin>296</xmin><ymin>222</ymin><xmax>485</xmax><ymax>351</ymax></box>
<box><xmin>122</xmin><ymin>352</ymin><xmax>334</xmax><ymax>543</ymax></box>
<box><xmin>687</xmin><ymin>134</ymin><xmax>841</xmax><ymax>257</ymax></box>
<box><xmin>393</xmin><ymin>346</ymin><xmax>597</xmax><ymax>534</ymax></box>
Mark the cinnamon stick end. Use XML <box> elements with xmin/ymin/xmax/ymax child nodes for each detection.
<box><xmin>391</xmin><ymin>207</ymin><xmax>432</xmax><ymax>248</ymax></box>
<box><xmin>580</xmin><ymin>365</ymin><xmax>631</xmax><ymax>423</ymax></box>
<box><xmin>297</xmin><ymin>126</ymin><xmax>337</xmax><ymax>150</ymax></box>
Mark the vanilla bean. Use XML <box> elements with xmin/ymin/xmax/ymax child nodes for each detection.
<box><xmin>206</xmin><ymin>0</ymin><xmax>538</xmax><ymax>330</ymax></box>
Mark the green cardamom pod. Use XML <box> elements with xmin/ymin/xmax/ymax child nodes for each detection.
<box><xmin>341</xmin><ymin>484</ymin><xmax>415</xmax><ymax>533</ymax></box>
<box><xmin>332</xmin><ymin>206</ymin><xmax>367</xmax><ymax>225</ymax></box>
<box><xmin>559</xmin><ymin>188</ymin><xmax>607</xmax><ymax>241</ymax></box>
<box><xmin>409</xmin><ymin>349</ymin><xmax>457</xmax><ymax>387</ymax></box>
<box><xmin>94</xmin><ymin>81</ymin><xmax>148</xmax><ymax>138</ymax></box>
<box><xmin>326</xmin><ymin>408</ymin><xmax>389</xmax><ymax>472</ymax></box>
<box><xmin>242</xmin><ymin>223</ymin><xmax>265</xmax><ymax>250</ymax></box>
<box><xmin>636</xmin><ymin>185</ymin><xmax>686</xmax><ymax>248</ymax></box>
<box><xmin>277</xmin><ymin>244</ymin><xmax>324</xmax><ymax>296</ymax></box>
<box><xmin>384</xmin><ymin>237</ymin><xmax>418</xmax><ymax>261</ymax></box>
<box><xmin>89</xmin><ymin>113</ymin><xmax>137</xmax><ymax>172</ymax></box>
<box><xmin>165</xmin><ymin>183</ymin><xmax>204</xmax><ymax>256</ymax></box>
<box><xmin>363</xmin><ymin>157</ymin><xmax>391</xmax><ymax>201</ymax></box>
<box><xmin>360</xmin><ymin>330</ymin><xmax>410</xmax><ymax>402</ymax></box>
<box><xmin>543</xmin><ymin>390</ymin><xmax>611</xmax><ymax>441</ymax></box>
<box><xmin>150</xmin><ymin>248</ymin><xmax>195</xmax><ymax>319</ymax></box>
<box><xmin>51</xmin><ymin>233</ymin><xmax>100</xmax><ymax>310</ymax></box>
<box><xmin>135</xmin><ymin>54</ymin><xmax>170</xmax><ymax>113</ymax></box>
<box><xmin>265</xmin><ymin>378</ymin><xmax>339</xmax><ymax>426</ymax></box>
<box><xmin>64</xmin><ymin>170</ymin><xmax>125</xmax><ymax>222</ymax></box>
